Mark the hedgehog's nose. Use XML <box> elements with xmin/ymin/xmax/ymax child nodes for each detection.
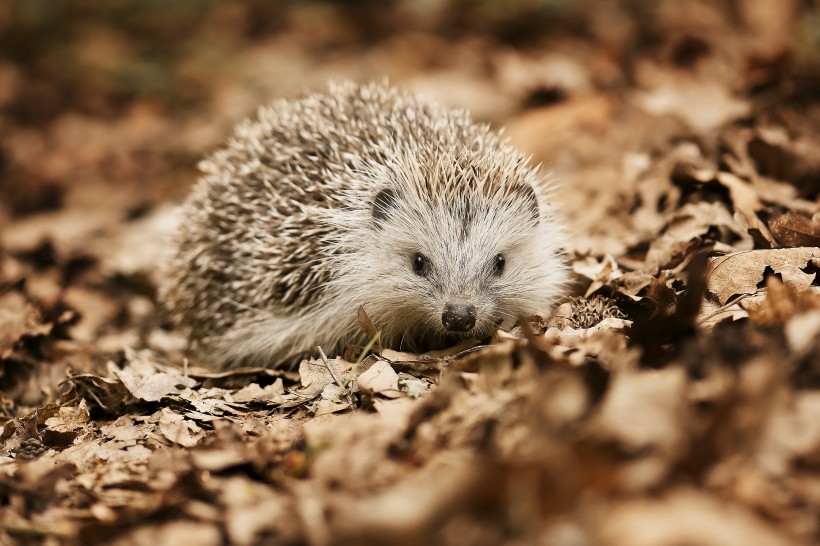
<box><xmin>442</xmin><ymin>303</ymin><xmax>476</xmax><ymax>332</ymax></box>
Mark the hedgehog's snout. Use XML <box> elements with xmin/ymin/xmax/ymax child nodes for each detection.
<box><xmin>442</xmin><ymin>302</ymin><xmax>477</xmax><ymax>332</ymax></box>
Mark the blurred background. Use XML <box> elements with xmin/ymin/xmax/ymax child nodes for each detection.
<box><xmin>1</xmin><ymin>0</ymin><xmax>818</xmax><ymax>218</ymax></box>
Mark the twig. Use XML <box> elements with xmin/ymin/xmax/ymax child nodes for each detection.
<box><xmin>317</xmin><ymin>346</ymin><xmax>355</xmax><ymax>405</ymax></box>
<box><xmin>355</xmin><ymin>331</ymin><xmax>381</xmax><ymax>365</ymax></box>
<box><xmin>696</xmin><ymin>293</ymin><xmax>755</xmax><ymax>326</ymax></box>
<box><xmin>317</xmin><ymin>347</ymin><xmax>344</xmax><ymax>389</ymax></box>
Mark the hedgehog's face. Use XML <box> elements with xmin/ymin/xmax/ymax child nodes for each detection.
<box><xmin>365</xmin><ymin>177</ymin><xmax>566</xmax><ymax>351</ymax></box>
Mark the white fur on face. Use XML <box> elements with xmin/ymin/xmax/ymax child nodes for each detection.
<box><xmin>326</xmin><ymin>149</ymin><xmax>569</xmax><ymax>353</ymax></box>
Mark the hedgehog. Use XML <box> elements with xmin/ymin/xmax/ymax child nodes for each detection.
<box><xmin>162</xmin><ymin>81</ymin><xmax>568</xmax><ymax>368</ymax></box>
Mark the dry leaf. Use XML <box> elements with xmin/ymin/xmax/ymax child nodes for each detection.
<box><xmin>634</xmin><ymin>76</ymin><xmax>749</xmax><ymax>133</ymax></box>
<box><xmin>356</xmin><ymin>359</ymin><xmax>400</xmax><ymax>397</ymax></box>
<box><xmin>357</xmin><ymin>305</ymin><xmax>382</xmax><ymax>353</ymax></box>
<box><xmin>109</xmin><ymin>351</ymin><xmax>197</xmax><ymax>403</ymax></box>
<box><xmin>0</xmin><ymin>292</ymin><xmax>48</xmax><ymax>358</ymax></box>
<box><xmin>645</xmin><ymin>202</ymin><xmax>751</xmax><ymax>271</ymax></box>
<box><xmin>768</xmin><ymin>211</ymin><xmax>820</xmax><ymax>247</ymax></box>
<box><xmin>232</xmin><ymin>379</ymin><xmax>285</xmax><ymax>403</ymax></box>
<box><xmin>158</xmin><ymin>409</ymin><xmax>204</xmax><ymax>447</ymax></box>
<box><xmin>707</xmin><ymin>247</ymin><xmax>820</xmax><ymax>305</ymax></box>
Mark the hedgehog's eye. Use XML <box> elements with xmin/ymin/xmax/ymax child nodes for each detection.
<box><xmin>412</xmin><ymin>253</ymin><xmax>429</xmax><ymax>276</ymax></box>
<box><xmin>493</xmin><ymin>253</ymin><xmax>505</xmax><ymax>276</ymax></box>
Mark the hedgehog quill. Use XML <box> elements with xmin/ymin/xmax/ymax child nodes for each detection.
<box><xmin>163</xmin><ymin>82</ymin><xmax>568</xmax><ymax>368</ymax></box>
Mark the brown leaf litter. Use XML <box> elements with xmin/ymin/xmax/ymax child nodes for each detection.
<box><xmin>2</xmin><ymin>1</ymin><xmax>820</xmax><ymax>545</ymax></box>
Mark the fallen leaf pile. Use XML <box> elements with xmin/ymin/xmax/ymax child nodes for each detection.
<box><xmin>1</xmin><ymin>1</ymin><xmax>820</xmax><ymax>545</ymax></box>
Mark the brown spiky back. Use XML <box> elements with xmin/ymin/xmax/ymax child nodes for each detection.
<box><xmin>162</xmin><ymin>81</ymin><xmax>565</xmax><ymax>365</ymax></box>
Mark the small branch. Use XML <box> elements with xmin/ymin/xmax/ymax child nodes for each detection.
<box><xmin>317</xmin><ymin>347</ymin><xmax>355</xmax><ymax>406</ymax></box>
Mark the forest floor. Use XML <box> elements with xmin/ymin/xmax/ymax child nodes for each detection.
<box><xmin>1</xmin><ymin>2</ymin><xmax>820</xmax><ymax>545</ymax></box>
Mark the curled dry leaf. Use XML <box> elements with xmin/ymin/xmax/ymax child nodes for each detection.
<box><xmin>41</xmin><ymin>399</ymin><xmax>92</xmax><ymax>447</ymax></box>
<box><xmin>43</xmin><ymin>400</ymin><xmax>90</xmax><ymax>433</ymax></box>
<box><xmin>357</xmin><ymin>305</ymin><xmax>383</xmax><ymax>353</ymax></box>
<box><xmin>231</xmin><ymin>379</ymin><xmax>285</xmax><ymax>403</ymax></box>
<box><xmin>645</xmin><ymin>202</ymin><xmax>751</xmax><ymax>272</ymax></box>
<box><xmin>109</xmin><ymin>355</ymin><xmax>197</xmax><ymax>403</ymax></box>
<box><xmin>157</xmin><ymin>409</ymin><xmax>204</xmax><ymax>447</ymax></box>
<box><xmin>768</xmin><ymin>211</ymin><xmax>820</xmax><ymax>248</ymax></box>
<box><xmin>356</xmin><ymin>359</ymin><xmax>400</xmax><ymax>398</ymax></box>
<box><xmin>0</xmin><ymin>292</ymin><xmax>49</xmax><ymax>359</ymax></box>
<box><xmin>99</xmin><ymin>416</ymin><xmax>142</xmax><ymax>443</ymax></box>
<box><xmin>706</xmin><ymin>247</ymin><xmax>820</xmax><ymax>305</ymax></box>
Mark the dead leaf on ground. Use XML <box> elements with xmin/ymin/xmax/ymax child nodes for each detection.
<box><xmin>158</xmin><ymin>409</ymin><xmax>204</xmax><ymax>447</ymax></box>
<box><xmin>109</xmin><ymin>351</ymin><xmax>197</xmax><ymax>403</ymax></box>
<box><xmin>356</xmin><ymin>359</ymin><xmax>400</xmax><ymax>398</ymax></box>
<box><xmin>706</xmin><ymin>247</ymin><xmax>820</xmax><ymax>305</ymax></box>
<box><xmin>768</xmin><ymin>211</ymin><xmax>820</xmax><ymax>248</ymax></box>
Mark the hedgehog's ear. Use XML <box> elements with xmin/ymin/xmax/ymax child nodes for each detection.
<box><xmin>372</xmin><ymin>188</ymin><xmax>398</xmax><ymax>228</ymax></box>
<box><xmin>519</xmin><ymin>184</ymin><xmax>540</xmax><ymax>225</ymax></box>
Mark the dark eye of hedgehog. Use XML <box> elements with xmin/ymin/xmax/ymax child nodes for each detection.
<box><xmin>493</xmin><ymin>253</ymin><xmax>505</xmax><ymax>276</ymax></box>
<box><xmin>412</xmin><ymin>253</ymin><xmax>429</xmax><ymax>276</ymax></box>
